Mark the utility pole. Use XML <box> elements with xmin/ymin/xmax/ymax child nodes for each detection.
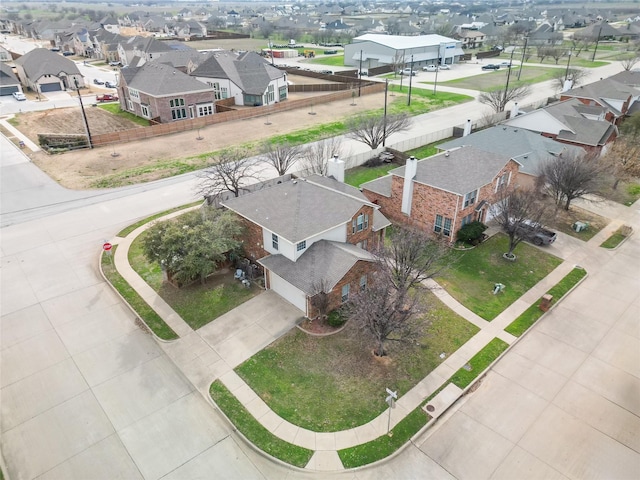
<box><xmin>592</xmin><ymin>24</ymin><xmax>604</xmax><ymax>62</ymax></box>
<box><xmin>382</xmin><ymin>79</ymin><xmax>388</xmax><ymax>147</ymax></box>
<box><xmin>74</xmin><ymin>77</ymin><xmax>92</xmax><ymax>149</ymax></box>
<box><xmin>407</xmin><ymin>54</ymin><xmax>414</xmax><ymax>106</ymax></box>
<box><xmin>517</xmin><ymin>36</ymin><xmax>528</xmax><ymax>81</ymax></box>
<box><xmin>502</xmin><ymin>48</ymin><xmax>516</xmax><ymax>112</ymax></box>
<box><xmin>358</xmin><ymin>49</ymin><xmax>363</xmax><ymax>97</ymax></box>
<box><xmin>564</xmin><ymin>50</ymin><xmax>572</xmax><ymax>81</ymax></box>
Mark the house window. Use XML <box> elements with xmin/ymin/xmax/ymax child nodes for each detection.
<box><xmin>272</xmin><ymin>233</ymin><xmax>279</xmax><ymax>250</ymax></box>
<box><xmin>434</xmin><ymin>215</ymin><xmax>453</xmax><ymax>237</ymax></box>
<box><xmin>463</xmin><ymin>189</ymin><xmax>477</xmax><ymax>208</ymax></box>
<box><xmin>266</xmin><ymin>84</ymin><xmax>274</xmax><ymax>103</ymax></box>
<box><xmin>360</xmin><ymin>275</ymin><xmax>367</xmax><ymax>291</ymax></box>
<box><xmin>209</xmin><ymin>82</ymin><xmax>228</xmax><ymax>100</ymax></box>
<box><xmin>296</xmin><ymin>240</ymin><xmax>306</xmax><ymax>251</ymax></box>
<box><xmin>126</xmin><ymin>99</ymin><xmax>134</xmax><ymax>111</ymax></box>
<box><xmin>197</xmin><ymin>103</ymin><xmax>213</xmax><ymax>116</ymax></box>
<box><xmin>128</xmin><ymin>88</ymin><xmax>140</xmax><ymax>100</ymax></box>
<box><xmin>244</xmin><ymin>94</ymin><xmax>262</xmax><ymax>106</ymax></box>
<box><xmin>140</xmin><ymin>104</ymin><xmax>151</xmax><ymax>118</ymax></box>
<box><xmin>352</xmin><ymin>213</ymin><xmax>369</xmax><ymax>233</ymax></box>
<box><xmin>279</xmin><ymin>85</ymin><xmax>287</xmax><ymax>100</ymax></box>
<box><xmin>341</xmin><ymin>283</ymin><xmax>350</xmax><ymax>303</ymax></box>
<box><xmin>461</xmin><ymin>213</ymin><xmax>473</xmax><ymax>226</ymax></box>
<box><xmin>496</xmin><ymin>172</ymin><xmax>511</xmax><ymax>191</ymax></box>
<box><xmin>170</xmin><ymin>98</ymin><xmax>186</xmax><ymax>120</ymax></box>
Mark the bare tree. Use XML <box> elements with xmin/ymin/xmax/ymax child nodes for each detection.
<box><xmin>621</xmin><ymin>56</ymin><xmax>640</xmax><ymax>71</ymax></box>
<box><xmin>309</xmin><ymin>279</ymin><xmax>332</xmax><ymax>319</ymax></box>
<box><xmin>301</xmin><ymin>137</ymin><xmax>342</xmax><ymax>175</ymax></box>
<box><xmin>346</xmin><ymin>113</ymin><xmax>411</xmax><ymax>149</ymax></box>
<box><xmin>551</xmin><ymin>67</ymin><xmax>588</xmax><ymax>91</ymax></box>
<box><xmin>538</xmin><ymin>151</ymin><xmax>607</xmax><ymax>210</ymax></box>
<box><xmin>489</xmin><ymin>186</ymin><xmax>550</xmax><ymax>258</ymax></box>
<box><xmin>390</xmin><ymin>51</ymin><xmax>406</xmax><ymax>77</ymax></box>
<box><xmin>603</xmin><ymin>112</ymin><xmax>640</xmax><ymax>189</ymax></box>
<box><xmin>259</xmin><ymin>142</ymin><xmax>304</xmax><ymax>176</ymax></box>
<box><xmin>374</xmin><ymin>225</ymin><xmax>447</xmax><ymax>297</ymax></box>
<box><xmin>550</xmin><ymin>48</ymin><xmax>564</xmax><ymax>64</ymax></box>
<box><xmin>479</xmin><ymin>85</ymin><xmax>531</xmax><ymax>113</ymax></box>
<box><xmin>196</xmin><ymin>149</ymin><xmax>260</xmax><ymax>199</ymax></box>
<box><xmin>346</xmin><ymin>275</ymin><xmax>423</xmax><ymax>357</ymax></box>
<box><xmin>536</xmin><ymin>45</ymin><xmax>555</xmax><ymax>63</ymax></box>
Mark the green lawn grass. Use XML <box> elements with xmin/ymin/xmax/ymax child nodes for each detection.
<box><xmin>505</xmin><ymin>267</ymin><xmax>587</xmax><ymax>337</ymax></box>
<box><xmin>450</xmin><ymin>337</ymin><xmax>509</xmax><ymax>388</ymax></box>
<box><xmin>128</xmin><ymin>232</ymin><xmax>260</xmax><ymax>330</ymax></box>
<box><xmin>235</xmin><ymin>291</ymin><xmax>478</xmax><ymax>432</ymax></box>
<box><xmin>117</xmin><ymin>202</ymin><xmax>201</xmax><ymax>237</ymax></box>
<box><xmin>439</xmin><ymin>66</ymin><xmax>559</xmax><ymax>92</ymax></box>
<box><xmin>98</xmin><ymin>103</ymin><xmax>150</xmax><ymax>127</ymax></box>
<box><xmin>345</xmin><ymin>164</ymin><xmax>396</xmax><ymax>187</ymax></box>
<box><xmin>437</xmin><ymin>234</ymin><xmax>562</xmax><ymax>321</ymax></box>
<box><xmin>308</xmin><ymin>54</ymin><xmax>345</xmax><ymax>66</ymax></box>
<box><xmin>209</xmin><ymin>381</ymin><xmax>313</xmax><ymax>468</ymax></box>
<box><xmin>101</xmin><ymin>247</ymin><xmax>178</xmax><ymax>340</ymax></box>
<box><xmin>600</xmin><ymin>227</ymin><xmax>630</xmax><ymax>249</ymax></box>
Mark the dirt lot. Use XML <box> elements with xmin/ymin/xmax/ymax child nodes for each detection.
<box><xmin>25</xmin><ymin>85</ymin><xmax>390</xmax><ymax>189</ymax></box>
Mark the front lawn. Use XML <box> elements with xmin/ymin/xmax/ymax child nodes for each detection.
<box><xmin>437</xmin><ymin>234</ymin><xmax>562</xmax><ymax>321</ymax></box>
<box><xmin>236</xmin><ymin>291</ymin><xmax>478</xmax><ymax>432</ymax></box>
<box><xmin>345</xmin><ymin>163</ymin><xmax>396</xmax><ymax>187</ymax></box>
<box><xmin>128</xmin><ymin>232</ymin><xmax>260</xmax><ymax>330</ymax></box>
<box><xmin>544</xmin><ymin>203</ymin><xmax>609</xmax><ymax>241</ymax></box>
<box><xmin>98</xmin><ymin>103</ymin><xmax>150</xmax><ymax>127</ymax></box>
<box><xmin>307</xmin><ymin>55</ymin><xmax>345</xmax><ymax>66</ymax></box>
<box><xmin>439</xmin><ymin>66</ymin><xmax>558</xmax><ymax>92</ymax></box>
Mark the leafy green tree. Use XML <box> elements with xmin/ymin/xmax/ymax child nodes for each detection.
<box><xmin>143</xmin><ymin>208</ymin><xmax>244</xmax><ymax>286</ymax></box>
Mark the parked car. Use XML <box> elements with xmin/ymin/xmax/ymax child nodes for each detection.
<box><xmin>513</xmin><ymin>220</ymin><xmax>557</xmax><ymax>246</ymax></box>
<box><xmin>96</xmin><ymin>93</ymin><xmax>118</xmax><ymax>102</ymax></box>
<box><xmin>108</xmin><ymin>61</ymin><xmax>121</xmax><ymax>67</ymax></box>
<box><xmin>438</xmin><ymin>64</ymin><xmax>451</xmax><ymax>70</ymax></box>
<box><xmin>62</xmin><ymin>51</ymin><xmax>73</xmax><ymax>56</ymax></box>
<box><xmin>319</xmin><ymin>70</ymin><xmax>334</xmax><ymax>75</ymax></box>
<box><xmin>398</xmin><ymin>68</ymin><xmax>417</xmax><ymax>76</ymax></box>
<box><xmin>12</xmin><ymin>91</ymin><xmax>26</xmax><ymax>101</ymax></box>
<box><xmin>500</xmin><ymin>61</ymin><xmax>513</xmax><ymax>68</ymax></box>
<box><xmin>423</xmin><ymin>64</ymin><xmax>438</xmax><ymax>72</ymax></box>
<box><xmin>104</xmin><ymin>81</ymin><xmax>117</xmax><ymax>88</ymax></box>
<box><xmin>482</xmin><ymin>64</ymin><xmax>500</xmax><ymax>70</ymax></box>
<box><xmin>93</xmin><ymin>78</ymin><xmax>105</xmax><ymax>85</ymax></box>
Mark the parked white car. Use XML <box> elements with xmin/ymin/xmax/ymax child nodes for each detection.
<box><xmin>12</xmin><ymin>91</ymin><xmax>26</xmax><ymax>101</ymax></box>
<box><xmin>423</xmin><ymin>65</ymin><xmax>437</xmax><ymax>72</ymax></box>
<box><xmin>399</xmin><ymin>68</ymin><xmax>417</xmax><ymax>75</ymax></box>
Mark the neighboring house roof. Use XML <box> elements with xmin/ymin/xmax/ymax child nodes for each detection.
<box><xmin>556</xmin><ymin>115</ymin><xmax>617</xmax><ymax>146</ymax></box>
<box><xmin>191</xmin><ymin>50</ymin><xmax>284</xmax><ymax>95</ymax></box>
<box><xmin>0</xmin><ymin>63</ymin><xmax>20</xmax><ymax>86</ymax></box>
<box><xmin>120</xmin><ymin>62</ymin><xmax>212</xmax><ymax>96</ymax></box>
<box><xmin>154</xmin><ymin>49</ymin><xmax>212</xmax><ymax>69</ymax></box>
<box><xmin>362</xmin><ymin>146</ymin><xmax>516</xmax><ymax>197</ymax></box>
<box><xmin>562</xmin><ymin>77</ymin><xmax>640</xmax><ymax>116</ymax></box>
<box><xmin>222</xmin><ymin>176</ymin><xmax>379</xmax><ymax>243</ymax></box>
<box><xmin>260</xmin><ymin>240</ymin><xmax>375</xmax><ymax>295</ymax></box>
<box><xmin>437</xmin><ymin>126</ymin><xmax>583</xmax><ymax>176</ymax></box>
<box><xmin>14</xmin><ymin>48</ymin><xmax>81</xmax><ymax>80</ymax></box>
<box><xmin>608</xmin><ymin>69</ymin><xmax>640</xmax><ymax>88</ymax></box>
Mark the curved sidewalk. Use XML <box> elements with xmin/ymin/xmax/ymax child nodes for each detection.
<box><xmin>109</xmin><ymin>197</ymin><xmax>629</xmax><ymax>471</ymax></box>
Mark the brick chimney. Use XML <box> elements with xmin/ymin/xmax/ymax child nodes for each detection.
<box><xmin>401</xmin><ymin>156</ymin><xmax>418</xmax><ymax>215</ymax></box>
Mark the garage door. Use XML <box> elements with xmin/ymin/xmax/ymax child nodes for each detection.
<box><xmin>0</xmin><ymin>86</ymin><xmax>18</xmax><ymax>96</ymax></box>
<box><xmin>269</xmin><ymin>271</ymin><xmax>307</xmax><ymax>314</ymax></box>
<box><xmin>40</xmin><ymin>83</ymin><xmax>61</xmax><ymax>92</ymax></box>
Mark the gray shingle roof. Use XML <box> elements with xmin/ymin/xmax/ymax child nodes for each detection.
<box><xmin>259</xmin><ymin>240</ymin><xmax>375</xmax><ymax>295</ymax></box>
<box><xmin>361</xmin><ymin>174</ymin><xmax>392</xmax><ymax>197</ymax></box>
<box><xmin>222</xmin><ymin>177</ymin><xmax>377</xmax><ymax>243</ymax></box>
<box><xmin>563</xmin><ymin>78</ymin><xmax>640</xmax><ymax>116</ymax></box>
<box><xmin>121</xmin><ymin>62</ymin><xmax>213</xmax><ymax>96</ymax></box>
<box><xmin>437</xmin><ymin>126</ymin><xmax>583</xmax><ymax>176</ymax></box>
<box><xmin>378</xmin><ymin>146</ymin><xmax>515</xmax><ymax>196</ymax></box>
<box><xmin>190</xmin><ymin>50</ymin><xmax>284</xmax><ymax>95</ymax></box>
<box><xmin>14</xmin><ymin>48</ymin><xmax>80</xmax><ymax>80</ymax></box>
<box><xmin>0</xmin><ymin>63</ymin><xmax>19</xmax><ymax>86</ymax></box>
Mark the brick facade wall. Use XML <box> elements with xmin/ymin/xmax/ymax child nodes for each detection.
<box><xmin>346</xmin><ymin>205</ymin><xmax>378</xmax><ymax>249</ymax></box>
<box><xmin>238</xmin><ymin>216</ymin><xmax>268</xmax><ymax>261</ymax></box>
<box><xmin>362</xmin><ymin>160</ymin><xmax>522</xmax><ymax>243</ymax></box>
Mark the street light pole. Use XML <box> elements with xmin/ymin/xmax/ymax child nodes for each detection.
<box><xmin>564</xmin><ymin>50</ymin><xmax>572</xmax><ymax>81</ymax></box>
<box><xmin>74</xmin><ymin>77</ymin><xmax>92</xmax><ymax>149</ymax></box>
<box><xmin>502</xmin><ymin>47</ymin><xmax>516</xmax><ymax>112</ymax></box>
<box><xmin>592</xmin><ymin>24</ymin><xmax>604</xmax><ymax>62</ymax></box>
<box><xmin>407</xmin><ymin>54</ymin><xmax>414</xmax><ymax>106</ymax></box>
<box><xmin>382</xmin><ymin>79</ymin><xmax>388</xmax><ymax>147</ymax></box>
<box><xmin>358</xmin><ymin>49</ymin><xmax>363</xmax><ymax>97</ymax></box>
<box><xmin>517</xmin><ymin>36</ymin><xmax>528</xmax><ymax>81</ymax></box>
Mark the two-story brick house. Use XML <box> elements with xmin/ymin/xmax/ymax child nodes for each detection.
<box><xmin>221</xmin><ymin>173</ymin><xmax>391</xmax><ymax>317</ymax></box>
<box><xmin>118</xmin><ymin>62</ymin><xmax>215</xmax><ymax>123</ymax></box>
<box><xmin>360</xmin><ymin>147</ymin><xmax>521</xmax><ymax>244</ymax></box>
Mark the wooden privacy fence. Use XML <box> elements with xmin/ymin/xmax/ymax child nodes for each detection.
<box><xmin>91</xmin><ymin>82</ymin><xmax>385</xmax><ymax>147</ymax></box>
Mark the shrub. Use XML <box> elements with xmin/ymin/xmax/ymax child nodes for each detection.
<box><xmin>456</xmin><ymin>221</ymin><xmax>488</xmax><ymax>244</ymax></box>
<box><xmin>327</xmin><ymin>309</ymin><xmax>347</xmax><ymax>327</ymax></box>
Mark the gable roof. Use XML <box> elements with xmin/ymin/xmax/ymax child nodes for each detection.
<box><xmin>0</xmin><ymin>63</ymin><xmax>20</xmax><ymax>86</ymax></box>
<box><xmin>120</xmin><ymin>62</ymin><xmax>212</xmax><ymax>96</ymax></box>
<box><xmin>562</xmin><ymin>77</ymin><xmax>640</xmax><ymax>115</ymax></box>
<box><xmin>14</xmin><ymin>48</ymin><xmax>81</xmax><ymax>79</ymax></box>
<box><xmin>259</xmin><ymin>240</ymin><xmax>375</xmax><ymax>295</ymax></box>
<box><xmin>190</xmin><ymin>50</ymin><xmax>284</xmax><ymax>95</ymax></box>
<box><xmin>222</xmin><ymin>177</ymin><xmax>378</xmax><ymax>243</ymax></box>
<box><xmin>437</xmin><ymin>126</ymin><xmax>583</xmax><ymax>176</ymax></box>
<box><xmin>362</xmin><ymin>146</ymin><xmax>516</xmax><ymax>197</ymax></box>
